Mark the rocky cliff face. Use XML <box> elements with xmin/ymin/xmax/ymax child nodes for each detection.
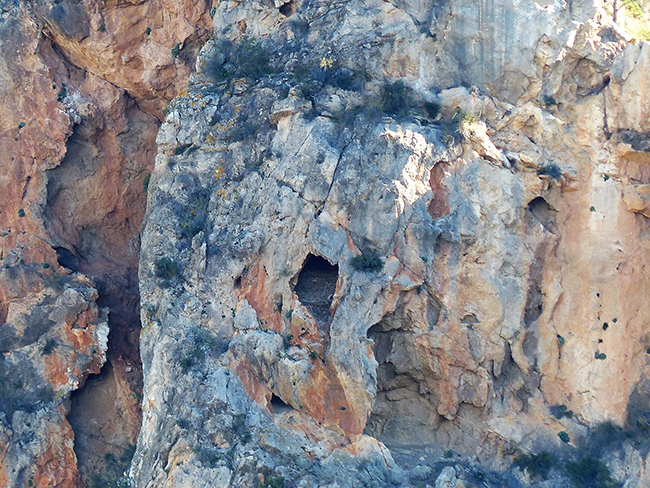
<box><xmin>135</xmin><ymin>0</ymin><xmax>650</xmax><ymax>486</ymax></box>
<box><xmin>0</xmin><ymin>0</ymin><xmax>211</xmax><ymax>485</ymax></box>
<box><xmin>4</xmin><ymin>0</ymin><xmax>650</xmax><ymax>486</ymax></box>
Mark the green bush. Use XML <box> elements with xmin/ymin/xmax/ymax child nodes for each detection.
<box><xmin>41</xmin><ymin>338</ymin><xmax>56</xmax><ymax>355</ymax></box>
<box><xmin>207</xmin><ymin>38</ymin><xmax>274</xmax><ymax>85</ymax></box>
<box><xmin>261</xmin><ymin>474</ymin><xmax>285</xmax><ymax>488</ymax></box>
<box><xmin>351</xmin><ymin>251</ymin><xmax>383</xmax><ymax>273</ymax></box>
<box><xmin>142</xmin><ymin>173</ymin><xmax>151</xmax><ymax>193</ymax></box>
<box><xmin>154</xmin><ymin>257</ymin><xmax>180</xmax><ymax>287</ymax></box>
<box><xmin>558</xmin><ymin>431</ymin><xmax>570</xmax><ymax>443</ymax></box>
<box><xmin>171</xmin><ymin>42</ymin><xmax>181</xmax><ymax>58</ymax></box>
<box><xmin>514</xmin><ymin>452</ymin><xmax>553</xmax><ymax>480</ymax></box>
<box><xmin>380</xmin><ymin>80</ymin><xmax>413</xmax><ymax>118</ymax></box>
<box><xmin>538</xmin><ymin>163</ymin><xmax>562</xmax><ymax>179</ymax></box>
<box><xmin>178</xmin><ymin>193</ymin><xmax>208</xmax><ymax>239</ymax></box>
<box><xmin>565</xmin><ymin>457</ymin><xmax>618</xmax><ymax>488</ymax></box>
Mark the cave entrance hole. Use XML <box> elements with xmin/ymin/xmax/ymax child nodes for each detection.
<box><xmin>269</xmin><ymin>393</ymin><xmax>294</xmax><ymax>414</ymax></box>
<box><xmin>294</xmin><ymin>254</ymin><xmax>338</xmax><ymax>337</ymax></box>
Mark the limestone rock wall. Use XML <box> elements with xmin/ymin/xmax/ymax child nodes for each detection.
<box><xmin>134</xmin><ymin>0</ymin><xmax>650</xmax><ymax>486</ymax></box>
<box><xmin>4</xmin><ymin>0</ymin><xmax>650</xmax><ymax>485</ymax></box>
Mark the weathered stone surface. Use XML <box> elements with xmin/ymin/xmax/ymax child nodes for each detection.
<box><xmin>133</xmin><ymin>0</ymin><xmax>650</xmax><ymax>485</ymax></box>
<box><xmin>4</xmin><ymin>0</ymin><xmax>650</xmax><ymax>484</ymax></box>
<box><xmin>0</xmin><ymin>270</ymin><xmax>108</xmax><ymax>487</ymax></box>
<box><xmin>0</xmin><ymin>0</ymin><xmax>211</xmax><ymax>483</ymax></box>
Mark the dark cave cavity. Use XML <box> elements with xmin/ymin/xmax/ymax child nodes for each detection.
<box><xmin>294</xmin><ymin>254</ymin><xmax>338</xmax><ymax>337</ymax></box>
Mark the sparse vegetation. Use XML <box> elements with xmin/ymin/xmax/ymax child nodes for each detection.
<box><xmin>41</xmin><ymin>338</ymin><xmax>56</xmax><ymax>355</ymax></box>
<box><xmin>57</xmin><ymin>84</ymin><xmax>67</xmax><ymax>102</ymax></box>
<box><xmin>513</xmin><ymin>451</ymin><xmax>553</xmax><ymax>480</ymax></box>
<box><xmin>154</xmin><ymin>257</ymin><xmax>180</xmax><ymax>288</ymax></box>
<box><xmin>538</xmin><ymin>163</ymin><xmax>562</xmax><ymax>180</ymax></box>
<box><xmin>350</xmin><ymin>251</ymin><xmax>383</xmax><ymax>273</ymax></box>
<box><xmin>142</xmin><ymin>173</ymin><xmax>151</xmax><ymax>193</ymax></box>
<box><xmin>178</xmin><ymin>327</ymin><xmax>227</xmax><ymax>373</ymax></box>
<box><xmin>558</xmin><ymin>431</ymin><xmax>571</xmax><ymax>443</ymax></box>
<box><xmin>441</xmin><ymin>108</ymin><xmax>478</xmax><ymax>146</ymax></box>
<box><xmin>98</xmin><ymin>23</ymin><xmax>106</xmax><ymax>32</ymax></box>
<box><xmin>90</xmin><ymin>444</ymin><xmax>135</xmax><ymax>488</ymax></box>
<box><xmin>177</xmin><ymin>192</ymin><xmax>209</xmax><ymax>239</ymax></box>
<box><xmin>17</xmin><ymin>208</ymin><xmax>25</xmax><ymax>217</ymax></box>
<box><xmin>207</xmin><ymin>37</ymin><xmax>275</xmax><ymax>85</ymax></box>
<box><xmin>550</xmin><ymin>404</ymin><xmax>573</xmax><ymax>419</ymax></box>
<box><xmin>565</xmin><ymin>456</ymin><xmax>618</xmax><ymax>488</ymax></box>
<box><xmin>261</xmin><ymin>474</ymin><xmax>285</xmax><ymax>488</ymax></box>
<box><xmin>606</xmin><ymin>0</ymin><xmax>650</xmax><ymax>40</ymax></box>
<box><xmin>171</xmin><ymin>42</ymin><xmax>181</xmax><ymax>58</ymax></box>
<box><xmin>379</xmin><ymin>80</ymin><xmax>413</xmax><ymax>118</ymax></box>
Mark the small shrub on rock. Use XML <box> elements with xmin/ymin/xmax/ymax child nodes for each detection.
<box><xmin>513</xmin><ymin>451</ymin><xmax>553</xmax><ymax>480</ymax></box>
<box><xmin>351</xmin><ymin>251</ymin><xmax>383</xmax><ymax>273</ymax></box>
<box><xmin>155</xmin><ymin>257</ymin><xmax>180</xmax><ymax>287</ymax></box>
<box><xmin>565</xmin><ymin>456</ymin><xmax>618</xmax><ymax>488</ymax></box>
<box><xmin>380</xmin><ymin>80</ymin><xmax>413</xmax><ymax>118</ymax></box>
<box><xmin>538</xmin><ymin>163</ymin><xmax>562</xmax><ymax>179</ymax></box>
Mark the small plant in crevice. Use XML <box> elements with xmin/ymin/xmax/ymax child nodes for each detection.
<box><xmin>261</xmin><ymin>474</ymin><xmax>285</xmax><ymax>488</ymax></box>
<box><xmin>538</xmin><ymin>163</ymin><xmax>562</xmax><ymax>180</ymax></box>
<box><xmin>543</xmin><ymin>95</ymin><xmax>558</xmax><ymax>107</ymax></box>
<box><xmin>57</xmin><ymin>84</ymin><xmax>67</xmax><ymax>102</ymax></box>
<box><xmin>350</xmin><ymin>251</ymin><xmax>383</xmax><ymax>273</ymax></box>
<box><xmin>41</xmin><ymin>338</ymin><xmax>56</xmax><ymax>355</ymax></box>
<box><xmin>142</xmin><ymin>173</ymin><xmax>151</xmax><ymax>193</ymax></box>
<box><xmin>558</xmin><ymin>431</ymin><xmax>571</xmax><ymax>443</ymax></box>
<box><xmin>171</xmin><ymin>42</ymin><xmax>181</xmax><ymax>58</ymax></box>
<box><xmin>550</xmin><ymin>404</ymin><xmax>573</xmax><ymax>419</ymax></box>
<box><xmin>177</xmin><ymin>191</ymin><xmax>209</xmax><ymax>240</ymax></box>
<box><xmin>440</xmin><ymin>108</ymin><xmax>478</xmax><ymax>146</ymax></box>
<box><xmin>206</xmin><ymin>37</ymin><xmax>275</xmax><ymax>86</ymax></box>
<box><xmin>513</xmin><ymin>451</ymin><xmax>553</xmax><ymax>480</ymax></box>
<box><xmin>178</xmin><ymin>327</ymin><xmax>228</xmax><ymax>374</ymax></box>
<box><xmin>154</xmin><ymin>257</ymin><xmax>180</xmax><ymax>288</ymax></box>
<box><xmin>595</xmin><ymin>352</ymin><xmax>607</xmax><ymax>360</ymax></box>
<box><xmin>17</xmin><ymin>208</ymin><xmax>25</xmax><ymax>218</ymax></box>
<box><xmin>379</xmin><ymin>80</ymin><xmax>413</xmax><ymax>118</ymax></box>
<box><xmin>90</xmin><ymin>444</ymin><xmax>135</xmax><ymax>488</ymax></box>
<box><xmin>565</xmin><ymin>456</ymin><xmax>618</xmax><ymax>488</ymax></box>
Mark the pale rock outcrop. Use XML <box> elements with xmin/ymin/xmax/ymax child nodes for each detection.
<box><xmin>135</xmin><ymin>0</ymin><xmax>650</xmax><ymax>486</ymax></box>
<box><xmin>3</xmin><ymin>0</ymin><xmax>650</xmax><ymax>484</ymax></box>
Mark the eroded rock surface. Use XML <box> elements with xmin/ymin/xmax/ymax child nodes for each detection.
<box><xmin>134</xmin><ymin>0</ymin><xmax>650</xmax><ymax>486</ymax></box>
<box><xmin>0</xmin><ymin>0</ymin><xmax>211</xmax><ymax>484</ymax></box>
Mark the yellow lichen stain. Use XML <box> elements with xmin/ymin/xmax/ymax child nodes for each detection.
<box><xmin>206</xmin><ymin>133</ymin><xmax>215</xmax><ymax>144</ymax></box>
<box><xmin>214</xmin><ymin>166</ymin><xmax>225</xmax><ymax>179</ymax></box>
